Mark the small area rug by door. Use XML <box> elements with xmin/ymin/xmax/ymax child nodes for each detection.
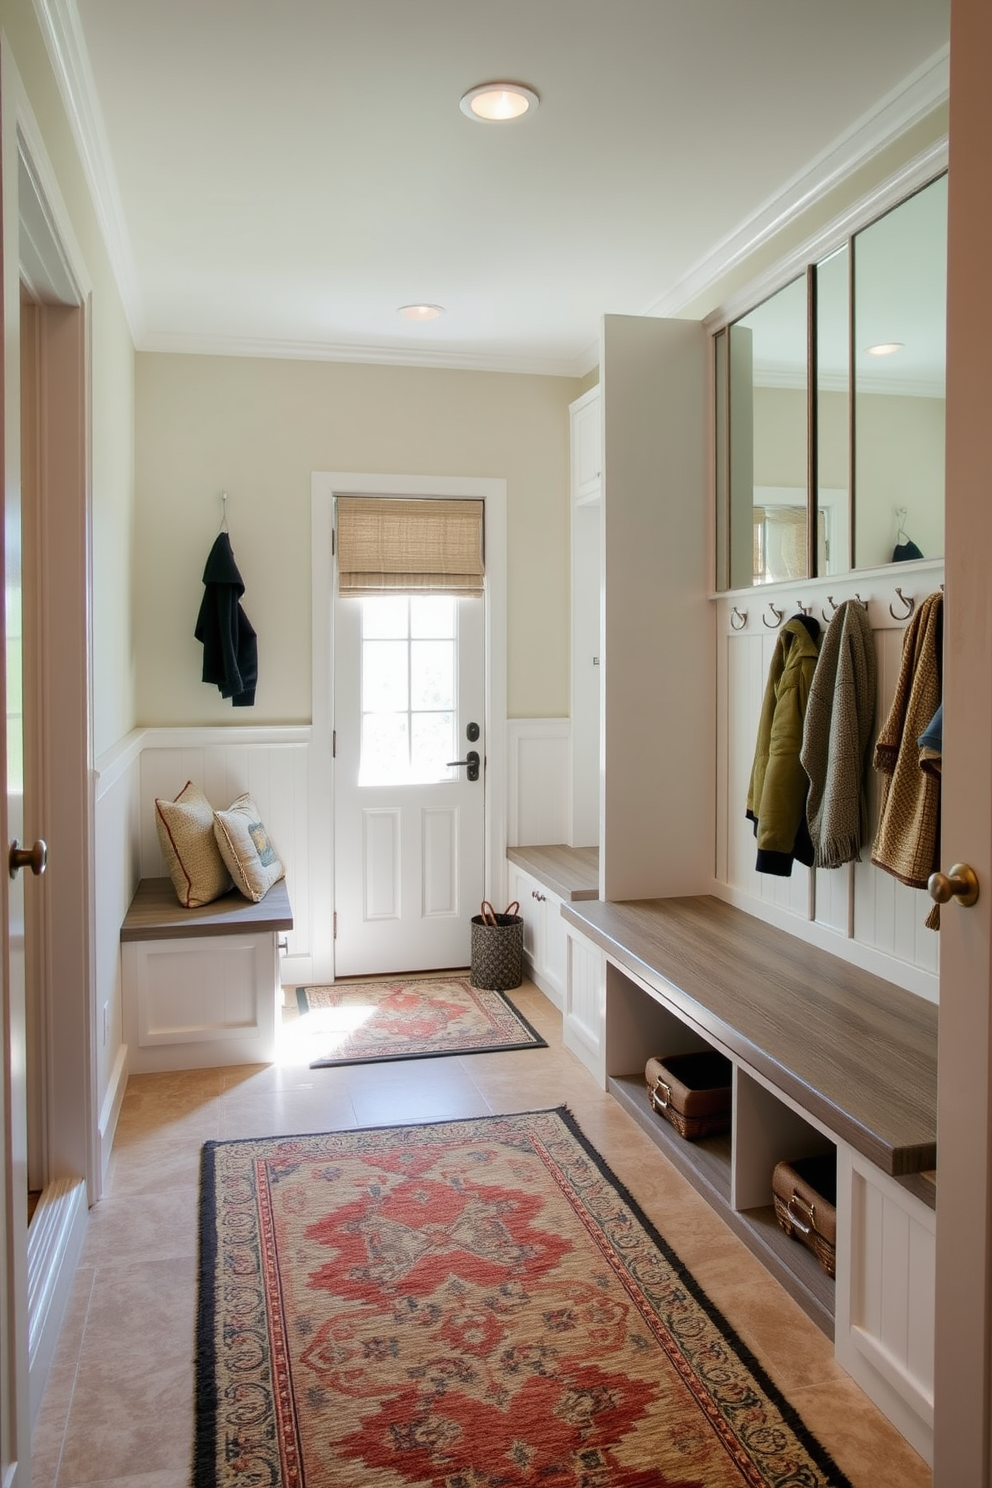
<box><xmin>295</xmin><ymin>973</ymin><xmax>546</xmax><ymax>1066</ymax></box>
<box><xmin>195</xmin><ymin>1107</ymin><xmax>853</xmax><ymax>1488</ymax></box>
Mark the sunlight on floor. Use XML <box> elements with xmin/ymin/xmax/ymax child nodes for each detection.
<box><xmin>274</xmin><ymin>998</ymin><xmax>377</xmax><ymax>1065</ymax></box>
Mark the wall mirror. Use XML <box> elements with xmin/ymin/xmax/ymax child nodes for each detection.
<box><xmin>853</xmin><ymin>174</ymin><xmax>946</xmax><ymax>569</ymax></box>
<box><xmin>714</xmin><ymin>171</ymin><xmax>946</xmax><ymax>591</ymax></box>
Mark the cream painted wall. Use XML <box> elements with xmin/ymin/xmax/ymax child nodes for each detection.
<box><xmin>1</xmin><ymin>0</ymin><xmax>136</xmax><ymax>757</ymax></box>
<box><xmin>134</xmin><ymin>354</ymin><xmax>575</xmax><ymax>724</ymax></box>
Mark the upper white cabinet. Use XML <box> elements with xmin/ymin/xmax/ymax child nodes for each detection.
<box><xmin>569</xmin><ymin>387</ymin><xmax>602</xmax><ymax>848</ymax></box>
<box><xmin>570</xmin><ymin>387</ymin><xmax>602</xmax><ymax>505</ymax></box>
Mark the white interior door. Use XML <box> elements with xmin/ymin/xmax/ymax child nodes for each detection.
<box><xmin>333</xmin><ymin>590</ymin><xmax>486</xmax><ymax>976</ymax></box>
<box><xmin>1</xmin><ymin>114</ymin><xmax>30</xmax><ymax>1482</ymax></box>
<box><xmin>932</xmin><ymin>5</ymin><xmax>992</xmax><ymax>1480</ymax></box>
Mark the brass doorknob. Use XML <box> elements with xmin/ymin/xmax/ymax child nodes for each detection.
<box><xmin>8</xmin><ymin>838</ymin><xmax>47</xmax><ymax>879</ymax></box>
<box><xmin>927</xmin><ymin>862</ymin><xmax>979</xmax><ymax>908</ymax></box>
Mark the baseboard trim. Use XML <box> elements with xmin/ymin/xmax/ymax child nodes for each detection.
<box><xmin>27</xmin><ymin>1175</ymin><xmax>88</xmax><ymax>1429</ymax></box>
<box><xmin>521</xmin><ymin>953</ymin><xmax>563</xmax><ymax>1011</ymax></box>
<box><xmin>98</xmin><ymin>1041</ymin><xmax>129</xmax><ymax>1190</ymax></box>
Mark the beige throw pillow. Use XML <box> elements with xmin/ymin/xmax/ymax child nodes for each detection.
<box><xmin>213</xmin><ymin>793</ymin><xmax>285</xmax><ymax>903</ymax></box>
<box><xmin>155</xmin><ymin>780</ymin><xmax>232</xmax><ymax>908</ymax></box>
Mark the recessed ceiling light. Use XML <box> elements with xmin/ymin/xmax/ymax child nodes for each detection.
<box><xmin>398</xmin><ymin>304</ymin><xmax>444</xmax><ymax>322</ymax></box>
<box><xmin>460</xmin><ymin>82</ymin><xmax>539</xmax><ymax>122</ymax></box>
<box><xmin>866</xmin><ymin>342</ymin><xmax>904</xmax><ymax>356</ymax></box>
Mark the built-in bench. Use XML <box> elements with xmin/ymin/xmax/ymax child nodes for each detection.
<box><xmin>121</xmin><ymin>877</ymin><xmax>293</xmax><ymax>1072</ymax></box>
<box><xmin>559</xmin><ymin>892</ymin><xmax>937</xmax><ymax>1459</ymax></box>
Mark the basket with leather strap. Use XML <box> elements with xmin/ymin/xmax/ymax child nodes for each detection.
<box><xmin>470</xmin><ymin>900</ymin><xmax>523</xmax><ymax>990</ymax></box>
<box><xmin>772</xmin><ymin>1152</ymin><xmax>837</xmax><ymax>1277</ymax></box>
<box><xmin>644</xmin><ymin>1050</ymin><xmax>732</xmax><ymax>1140</ymax></box>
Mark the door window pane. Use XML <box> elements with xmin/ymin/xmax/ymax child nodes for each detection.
<box><xmin>412</xmin><ymin>712</ymin><xmax>455</xmax><ymax>779</ymax></box>
<box><xmin>362</xmin><ymin>639</ymin><xmax>408</xmax><ymax>711</ymax></box>
<box><xmin>411</xmin><ymin>596</ymin><xmax>455</xmax><ymax>638</ymax></box>
<box><xmin>411</xmin><ymin>640</ymin><xmax>454</xmax><ymax>710</ymax></box>
<box><xmin>362</xmin><ymin>596</ymin><xmax>409</xmax><ymax>638</ymax></box>
<box><xmin>362</xmin><ymin>714</ymin><xmax>410</xmax><ymax>783</ymax></box>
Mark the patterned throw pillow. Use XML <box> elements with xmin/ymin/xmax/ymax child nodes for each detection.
<box><xmin>155</xmin><ymin>780</ymin><xmax>232</xmax><ymax>908</ymax></box>
<box><xmin>212</xmin><ymin>793</ymin><xmax>285</xmax><ymax>903</ymax></box>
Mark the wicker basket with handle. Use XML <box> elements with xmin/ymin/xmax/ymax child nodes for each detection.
<box><xmin>772</xmin><ymin>1153</ymin><xmax>837</xmax><ymax>1277</ymax></box>
<box><xmin>470</xmin><ymin>900</ymin><xmax>523</xmax><ymax>990</ymax></box>
<box><xmin>644</xmin><ymin>1050</ymin><xmax>733</xmax><ymax>1141</ymax></box>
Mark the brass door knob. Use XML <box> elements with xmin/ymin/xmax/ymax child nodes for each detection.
<box><xmin>8</xmin><ymin>838</ymin><xmax>47</xmax><ymax>879</ymax></box>
<box><xmin>927</xmin><ymin>862</ymin><xmax>979</xmax><ymax>908</ymax></box>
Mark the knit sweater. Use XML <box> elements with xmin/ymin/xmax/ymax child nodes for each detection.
<box><xmin>871</xmin><ymin>591</ymin><xmax>942</xmax><ymax>889</ymax></box>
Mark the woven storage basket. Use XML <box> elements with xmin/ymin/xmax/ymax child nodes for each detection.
<box><xmin>644</xmin><ymin>1050</ymin><xmax>732</xmax><ymax>1141</ymax></box>
<box><xmin>470</xmin><ymin>901</ymin><xmax>523</xmax><ymax>991</ymax></box>
<box><xmin>772</xmin><ymin>1152</ymin><xmax>837</xmax><ymax>1278</ymax></box>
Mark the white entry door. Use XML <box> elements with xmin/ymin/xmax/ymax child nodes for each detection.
<box><xmin>333</xmin><ymin>590</ymin><xmax>486</xmax><ymax>975</ymax></box>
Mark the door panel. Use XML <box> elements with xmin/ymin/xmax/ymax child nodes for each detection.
<box><xmin>334</xmin><ymin>590</ymin><xmax>485</xmax><ymax>976</ymax></box>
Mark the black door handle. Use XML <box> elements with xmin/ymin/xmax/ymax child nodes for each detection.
<box><xmin>446</xmin><ymin>750</ymin><xmax>480</xmax><ymax>781</ymax></box>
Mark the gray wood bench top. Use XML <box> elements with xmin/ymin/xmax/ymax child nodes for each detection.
<box><xmin>507</xmin><ymin>844</ymin><xmax>599</xmax><ymax>901</ymax></box>
<box><xmin>562</xmin><ymin>894</ymin><xmax>937</xmax><ymax>1183</ymax></box>
<box><xmin>121</xmin><ymin>877</ymin><xmax>293</xmax><ymax>941</ymax></box>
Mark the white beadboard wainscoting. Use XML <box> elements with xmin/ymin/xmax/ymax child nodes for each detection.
<box><xmin>134</xmin><ymin>727</ymin><xmax>315</xmax><ymax>984</ymax></box>
<box><xmin>506</xmin><ymin>719</ymin><xmax>571</xmax><ymax>849</ymax></box>
<box><xmin>715</xmin><ymin>564</ymin><xmax>944</xmax><ymax>1001</ymax></box>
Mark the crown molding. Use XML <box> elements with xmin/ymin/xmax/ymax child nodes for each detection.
<box><xmin>32</xmin><ymin>0</ymin><xmax>145</xmax><ymax>340</ymax></box>
<box><xmin>136</xmin><ymin>328</ymin><xmax>588</xmax><ymax>379</ymax></box>
<box><xmin>647</xmin><ymin>45</ymin><xmax>949</xmax><ymax>326</ymax></box>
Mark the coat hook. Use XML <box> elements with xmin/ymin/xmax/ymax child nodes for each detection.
<box><xmin>797</xmin><ymin>603</ymin><xmax>813</xmax><ymax>616</ymax></box>
<box><xmin>888</xmin><ymin>586</ymin><xmax>915</xmax><ymax>621</ymax></box>
<box><xmin>762</xmin><ymin>602</ymin><xmax>784</xmax><ymax>629</ymax></box>
<box><xmin>821</xmin><ymin>595</ymin><xmax>838</xmax><ymax>622</ymax></box>
<box><xmin>854</xmin><ymin>593</ymin><xmax>869</xmax><ymax>610</ymax></box>
<box><xmin>730</xmin><ymin>606</ymin><xmax>748</xmax><ymax>631</ymax></box>
<box><xmin>219</xmin><ymin>490</ymin><xmax>229</xmax><ymax>533</ymax></box>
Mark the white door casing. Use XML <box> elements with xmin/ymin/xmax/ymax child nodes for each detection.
<box><xmin>311</xmin><ymin>473</ymin><xmax>506</xmax><ymax>985</ymax></box>
<box><xmin>1</xmin><ymin>54</ymin><xmax>97</xmax><ymax>1473</ymax></box>
<box><xmin>333</xmin><ymin>590</ymin><xmax>485</xmax><ymax>975</ymax></box>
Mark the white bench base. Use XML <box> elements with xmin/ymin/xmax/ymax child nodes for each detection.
<box><xmin>121</xmin><ymin>878</ymin><xmax>293</xmax><ymax>1073</ymax></box>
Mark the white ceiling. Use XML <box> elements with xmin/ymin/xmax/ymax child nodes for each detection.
<box><xmin>42</xmin><ymin>0</ymin><xmax>950</xmax><ymax>377</ymax></box>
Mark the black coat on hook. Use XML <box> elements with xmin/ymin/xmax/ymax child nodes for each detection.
<box><xmin>194</xmin><ymin>531</ymin><xmax>258</xmax><ymax>706</ymax></box>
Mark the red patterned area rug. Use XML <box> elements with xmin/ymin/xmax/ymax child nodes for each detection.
<box><xmin>194</xmin><ymin>1108</ymin><xmax>853</xmax><ymax>1488</ymax></box>
<box><xmin>295</xmin><ymin>975</ymin><xmax>546</xmax><ymax>1067</ymax></box>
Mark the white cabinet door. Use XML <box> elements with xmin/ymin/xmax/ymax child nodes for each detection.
<box><xmin>506</xmin><ymin>863</ymin><xmax>566</xmax><ymax>1008</ymax></box>
<box><xmin>834</xmin><ymin>1145</ymin><xmax>935</xmax><ymax>1464</ymax></box>
<box><xmin>570</xmin><ymin>387</ymin><xmax>602</xmax><ymax>848</ymax></box>
<box><xmin>570</xmin><ymin>387</ymin><xmax>602</xmax><ymax>505</ymax></box>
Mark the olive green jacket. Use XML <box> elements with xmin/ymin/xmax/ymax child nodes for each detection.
<box><xmin>746</xmin><ymin>616</ymin><xmax>821</xmax><ymax>876</ymax></box>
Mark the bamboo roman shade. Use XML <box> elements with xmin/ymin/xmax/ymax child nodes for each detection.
<box><xmin>336</xmin><ymin>497</ymin><xmax>485</xmax><ymax>596</ymax></box>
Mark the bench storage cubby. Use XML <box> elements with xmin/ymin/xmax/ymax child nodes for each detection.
<box><xmin>121</xmin><ymin>877</ymin><xmax>293</xmax><ymax>1072</ymax></box>
<box><xmin>561</xmin><ymin>893</ymin><xmax>937</xmax><ymax>1463</ymax></box>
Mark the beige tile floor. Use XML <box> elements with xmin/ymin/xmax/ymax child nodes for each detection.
<box><xmin>31</xmin><ymin>979</ymin><xmax>932</xmax><ymax>1488</ymax></box>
